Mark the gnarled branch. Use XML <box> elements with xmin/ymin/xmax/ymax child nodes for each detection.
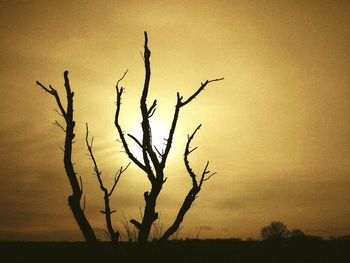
<box><xmin>36</xmin><ymin>71</ymin><xmax>97</xmax><ymax>244</ymax></box>
<box><xmin>114</xmin><ymin>70</ymin><xmax>155</xmax><ymax>181</ymax></box>
<box><xmin>109</xmin><ymin>163</ymin><xmax>130</xmax><ymax>197</ymax></box>
<box><xmin>36</xmin><ymin>81</ymin><xmax>67</xmax><ymax>119</ymax></box>
<box><xmin>85</xmin><ymin>123</ymin><xmax>129</xmax><ymax>244</ymax></box>
<box><xmin>160</xmin><ymin>125</ymin><xmax>216</xmax><ymax>241</ymax></box>
<box><xmin>139</xmin><ymin>31</ymin><xmax>161</xmax><ymax>174</ymax></box>
<box><xmin>161</xmin><ymin>78</ymin><xmax>224</xmax><ymax>168</ymax></box>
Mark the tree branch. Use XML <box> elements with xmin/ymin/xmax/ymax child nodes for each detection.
<box><xmin>148</xmin><ymin>99</ymin><xmax>157</xmax><ymax>118</ymax></box>
<box><xmin>160</xmin><ymin>124</ymin><xmax>216</xmax><ymax>241</ymax></box>
<box><xmin>127</xmin><ymin>133</ymin><xmax>143</xmax><ymax>149</ymax></box>
<box><xmin>139</xmin><ymin>31</ymin><xmax>161</xmax><ymax>174</ymax></box>
<box><xmin>154</xmin><ymin>146</ymin><xmax>163</xmax><ymax>159</ymax></box>
<box><xmin>85</xmin><ymin>123</ymin><xmax>107</xmax><ymax>193</ymax></box>
<box><xmin>37</xmin><ymin>71</ymin><xmax>97</xmax><ymax>244</ymax></box>
<box><xmin>36</xmin><ymin>81</ymin><xmax>67</xmax><ymax>119</ymax></box>
<box><xmin>53</xmin><ymin>120</ymin><xmax>66</xmax><ymax>133</ymax></box>
<box><xmin>130</xmin><ymin>219</ymin><xmax>142</xmax><ymax>230</ymax></box>
<box><xmin>184</xmin><ymin>125</ymin><xmax>202</xmax><ymax>187</ymax></box>
<box><xmin>161</xmin><ymin>78</ymin><xmax>223</xmax><ymax>168</ymax></box>
<box><xmin>82</xmin><ymin>195</ymin><xmax>86</xmax><ymax>212</ymax></box>
<box><xmin>180</xmin><ymin>78</ymin><xmax>224</xmax><ymax>107</ymax></box>
<box><xmin>54</xmin><ymin>109</ymin><xmax>64</xmax><ymax>117</ymax></box>
<box><xmin>86</xmin><ymin>123</ymin><xmax>127</xmax><ymax>244</ymax></box>
<box><xmin>109</xmin><ymin>163</ymin><xmax>130</xmax><ymax>197</ymax></box>
<box><xmin>199</xmin><ymin>161</ymin><xmax>216</xmax><ymax>187</ymax></box>
<box><xmin>114</xmin><ymin>70</ymin><xmax>153</xmax><ymax>177</ymax></box>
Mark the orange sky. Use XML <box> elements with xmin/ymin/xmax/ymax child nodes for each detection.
<box><xmin>0</xmin><ymin>0</ymin><xmax>349</xmax><ymax>241</ymax></box>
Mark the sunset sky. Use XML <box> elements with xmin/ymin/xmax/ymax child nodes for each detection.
<box><xmin>1</xmin><ymin>0</ymin><xmax>349</xmax><ymax>241</ymax></box>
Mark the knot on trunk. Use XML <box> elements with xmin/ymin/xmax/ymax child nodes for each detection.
<box><xmin>153</xmin><ymin>212</ymin><xmax>158</xmax><ymax>222</ymax></box>
<box><xmin>144</xmin><ymin>191</ymin><xmax>149</xmax><ymax>200</ymax></box>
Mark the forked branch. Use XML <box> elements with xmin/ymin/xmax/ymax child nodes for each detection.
<box><xmin>161</xmin><ymin>77</ymin><xmax>224</xmax><ymax>168</ymax></box>
<box><xmin>114</xmin><ymin>71</ymin><xmax>151</xmax><ymax>171</ymax></box>
<box><xmin>184</xmin><ymin>125</ymin><xmax>216</xmax><ymax>187</ymax></box>
<box><xmin>109</xmin><ymin>163</ymin><xmax>130</xmax><ymax>197</ymax></box>
<box><xmin>36</xmin><ymin>81</ymin><xmax>67</xmax><ymax>119</ymax></box>
<box><xmin>85</xmin><ymin>123</ymin><xmax>129</xmax><ymax>244</ymax></box>
<box><xmin>114</xmin><ymin>71</ymin><xmax>156</xmax><ymax>183</ymax></box>
<box><xmin>160</xmin><ymin>125</ymin><xmax>216</xmax><ymax>241</ymax></box>
<box><xmin>36</xmin><ymin>71</ymin><xmax>97</xmax><ymax>244</ymax></box>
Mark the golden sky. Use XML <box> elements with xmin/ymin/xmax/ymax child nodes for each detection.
<box><xmin>0</xmin><ymin>0</ymin><xmax>349</xmax><ymax>241</ymax></box>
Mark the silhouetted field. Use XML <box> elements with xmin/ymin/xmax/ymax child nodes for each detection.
<box><xmin>1</xmin><ymin>239</ymin><xmax>349</xmax><ymax>263</ymax></box>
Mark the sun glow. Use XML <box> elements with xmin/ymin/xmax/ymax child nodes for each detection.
<box><xmin>128</xmin><ymin>119</ymin><xmax>170</xmax><ymax>161</ymax></box>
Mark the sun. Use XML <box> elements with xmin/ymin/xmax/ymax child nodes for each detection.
<box><xmin>128</xmin><ymin>118</ymin><xmax>169</xmax><ymax>161</ymax></box>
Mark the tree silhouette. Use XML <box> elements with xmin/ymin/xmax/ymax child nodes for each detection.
<box><xmin>290</xmin><ymin>228</ymin><xmax>306</xmax><ymax>239</ymax></box>
<box><xmin>261</xmin><ymin>221</ymin><xmax>290</xmax><ymax>240</ymax></box>
<box><xmin>36</xmin><ymin>72</ymin><xmax>97</xmax><ymax>245</ymax></box>
<box><xmin>85</xmin><ymin>124</ymin><xmax>130</xmax><ymax>244</ymax></box>
<box><xmin>160</xmin><ymin>125</ymin><xmax>216</xmax><ymax>241</ymax></box>
<box><xmin>114</xmin><ymin>31</ymin><xmax>223</xmax><ymax>242</ymax></box>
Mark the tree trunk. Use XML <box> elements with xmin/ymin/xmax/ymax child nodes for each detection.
<box><xmin>104</xmin><ymin>196</ymin><xmax>119</xmax><ymax>244</ymax></box>
<box><xmin>160</xmin><ymin>188</ymin><xmax>198</xmax><ymax>241</ymax></box>
<box><xmin>68</xmin><ymin>195</ymin><xmax>97</xmax><ymax>244</ymax></box>
<box><xmin>63</xmin><ymin>72</ymin><xmax>97</xmax><ymax>245</ymax></box>
<box><xmin>37</xmin><ymin>71</ymin><xmax>98</xmax><ymax>245</ymax></box>
<box><xmin>138</xmin><ymin>182</ymin><xmax>162</xmax><ymax>243</ymax></box>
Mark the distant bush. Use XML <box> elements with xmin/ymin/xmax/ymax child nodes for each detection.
<box><xmin>329</xmin><ymin>235</ymin><xmax>350</xmax><ymax>240</ymax></box>
<box><xmin>260</xmin><ymin>221</ymin><xmax>325</xmax><ymax>241</ymax></box>
<box><xmin>304</xmin><ymin>235</ymin><xmax>323</xmax><ymax>240</ymax></box>
<box><xmin>261</xmin><ymin>221</ymin><xmax>290</xmax><ymax>240</ymax></box>
<box><xmin>289</xmin><ymin>229</ymin><xmax>306</xmax><ymax>239</ymax></box>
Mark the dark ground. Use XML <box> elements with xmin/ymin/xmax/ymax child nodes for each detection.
<box><xmin>1</xmin><ymin>239</ymin><xmax>349</xmax><ymax>263</ymax></box>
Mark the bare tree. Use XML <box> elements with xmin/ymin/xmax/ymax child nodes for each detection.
<box><xmin>114</xmin><ymin>32</ymin><xmax>223</xmax><ymax>243</ymax></box>
<box><xmin>85</xmin><ymin>124</ymin><xmax>130</xmax><ymax>244</ymax></box>
<box><xmin>36</xmin><ymin>71</ymin><xmax>97</xmax><ymax>245</ymax></box>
